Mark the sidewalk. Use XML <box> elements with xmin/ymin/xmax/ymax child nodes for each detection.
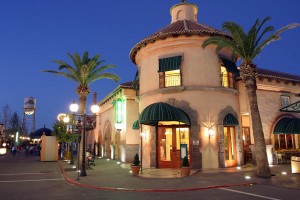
<box><xmin>58</xmin><ymin>157</ymin><xmax>300</xmax><ymax>192</ymax></box>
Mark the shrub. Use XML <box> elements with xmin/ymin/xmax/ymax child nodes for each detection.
<box><xmin>132</xmin><ymin>153</ymin><xmax>140</xmax><ymax>166</ymax></box>
<box><xmin>182</xmin><ymin>156</ymin><xmax>189</xmax><ymax>167</ymax></box>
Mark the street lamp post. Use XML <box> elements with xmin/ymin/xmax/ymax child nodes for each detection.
<box><xmin>69</xmin><ymin>101</ymin><xmax>99</xmax><ymax>177</ymax></box>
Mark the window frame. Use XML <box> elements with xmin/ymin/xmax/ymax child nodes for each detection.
<box><xmin>281</xmin><ymin>95</ymin><xmax>290</xmax><ymax>107</ymax></box>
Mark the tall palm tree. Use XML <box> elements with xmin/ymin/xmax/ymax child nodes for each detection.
<box><xmin>42</xmin><ymin>51</ymin><xmax>120</xmax><ymax>169</ymax></box>
<box><xmin>202</xmin><ymin>17</ymin><xmax>299</xmax><ymax>178</ymax></box>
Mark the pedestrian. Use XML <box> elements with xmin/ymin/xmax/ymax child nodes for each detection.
<box><xmin>12</xmin><ymin>146</ymin><xmax>16</xmax><ymax>156</ymax></box>
<box><xmin>25</xmin><ymin>145</ymin><xmax>29</xmax><ymax>155</ymax></box>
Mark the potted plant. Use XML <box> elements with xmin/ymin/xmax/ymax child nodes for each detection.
<box><xmin>181</xmin><ymin>156</ymin><xmax>191</xmax><ymax>177</ymax></box>
<box><xmin>131</xmin><ymin>153</ymin><xmax>140</xmax><ymax>176</ymax></box>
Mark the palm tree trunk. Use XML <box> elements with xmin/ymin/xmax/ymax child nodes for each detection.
<box><xmin>77</xmin><ymin>88</ymin><xmax>89</xmax><ymax>171</ymax></box>
<box><xmin>244</xmin><ymin>75</ymin><xmax>271</xmax><ymax>178</ymax></box>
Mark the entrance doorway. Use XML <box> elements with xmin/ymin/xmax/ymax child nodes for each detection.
<box><xmin>158</xmin><ymin>127</ymin><xmax>190</xmax><ymax>168</ymax></box>
<box><xmin>224</xmin><ymin>126</ymin><xmax>237</xmax><ymax>167</ymax></box>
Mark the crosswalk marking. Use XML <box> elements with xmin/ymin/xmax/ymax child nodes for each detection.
<box><xmin>220</xmin><ymin>188</ymin><xmax>281</xmax><ymax>200</ymax></box>
<box><xmin>0</xmin><ymin>178</ymin><xmax>64</xmax><ymax>183</ymax></box>
<box><xmin>0</xmin><ymin>172</ymin><xmax>58</xmax><ymax>176</ymax></box>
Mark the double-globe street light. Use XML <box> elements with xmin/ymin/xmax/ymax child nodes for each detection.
<box><xmin>68</xmin><ymin>101</ymin><xmax>99</xmax><ymax>177</ymax></box>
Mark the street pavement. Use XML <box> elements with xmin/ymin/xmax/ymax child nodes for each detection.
<box><xmin>59</xmin><ymin>155</ymin><xmax>300</xmax><ymax>192</ymax></box>
<box><xmin>1</xmin><ymin>151</ymin><xmax>300</xmax><ymax>200</ymax></box>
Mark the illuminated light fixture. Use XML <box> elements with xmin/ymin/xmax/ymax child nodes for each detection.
<box><xmin>115</xmin><ymin>98</ymin><xmax>123</xmax><ymax>123</ymax></box>
<box><xmin>236</xmin><ymin>166</ymin><xmax>241</xmax><ymax>170</ymax></box>
<box><xmin>115</xmin><ymin>123</ymin><xmax>123</xmax><ymax>132</ymax></box>
<box><xmin>91</xmin><ymin>104</ymin><xmax>100</xmax><ymax>114</ymax></box>
<box><xmin>208</xmin><ymin>128</ymin><xmax>214</xmax><ymax>139</ymax></box>
<box><xmin>57</xmin><ymin>113</ymin><xmax>68</xmax><ymax>121</ymax></box>
<box><xmin>2</xmin><ymin>143</ymin><xmax>6</xmax><ymax>147</ymax></box>
<box><xmin>281</xmin><ymin>171</ymin><xmax>287</xmax><ymax>175</ymax></box>
<box><xmin>72</xmin><ymin>166</ymin><xmax>76</xmax><ymax>169</ymax></box>
<box><xmin>129</xmin><ymin>170</ymin><xmax>132</xmax><ymax>174</ymax></box>
<box><xmin>63</xmin><ymin>115</ymin><xmax>70</xmax><ymax>123</ymax></box>
<box><xmin>245</xmin><ymin>176</ymin><xmax>251</xmax><ymax>180</ymax></box>
<box><xmin>69</xmin><ymin>101</ymin><xmax>79</xmax><ymax>113</ymax></box>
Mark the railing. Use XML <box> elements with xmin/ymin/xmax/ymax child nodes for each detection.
<box><xmin>165</xmin><ymin>73</ymin><xmax>181</xmax><ymax>87</ymax></box>
<box><xmin>221</xmin><ymin>73</ymin><xmax>236</xmax><ymax>89</ymax></box>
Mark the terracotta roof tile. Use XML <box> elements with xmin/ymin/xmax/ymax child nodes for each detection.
<box><xmin>129</xmin><ymin>20</ymin><xmax>231</xmax><ymax>64</ymax></box>
<box><xmin>257</xmin><ymin>68</ymin><xmax>300</xmax><ymax>83</ymax></box>
<box><xmin>120</xmin><ymin>81</ymin><xmax>134</xmax><ymax>89</ymax></box>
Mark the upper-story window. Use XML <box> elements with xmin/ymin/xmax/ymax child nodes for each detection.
<box><xmin>221</xmin><ymin>66</ymin><xmax>234</xmax><ymax>88</ymax></box>
<box><xmin>281</xmin><ymin>96</ymin><xmax>290</xmax><ymax>107</ymax></box>
<box><xmin>158</xmin><ymin>55</ymin><xmax>182</xmax><ymax>88</ymax></box>
<box><xmin>220</xmin><ymin>57</ymin><xmax>239</xmax><ymax>89</ymax></box>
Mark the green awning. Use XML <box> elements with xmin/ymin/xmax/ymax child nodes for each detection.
<box><xmin>280</xmin><ymin>101</ymin><xmax>300</xmax><ymax>113</ymax></box>
<box><xmin>223</xmin><ymin>114</ymin><xmax>239</xmax><ymax>126</ymax></box>
<box><xmin>220</xmin><ymin>57</ymin><xmax>239</xmax><ymax>76</ymax></box>
<box><xmin>273</xmin><ymin>117</ymin><xmax>300</xmax><ymax>134</ymax></box>
<box><xmin>132</xmin><ymin>120</ymin><xmax>140</xmax><ymax>130</ymax></box>
<box><xmin>139</xmin><ymin>102</ymin><xmax>190</xmax><ymax>126</ymax></box>
<box><xmin>158</xmin><ymin>56</ymin><xmax>182</xmax><ymax>72</ymax></box>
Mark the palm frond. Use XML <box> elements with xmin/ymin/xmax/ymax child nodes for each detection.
<box><xmin>82</xmin><ymin>51</ymin><xmax>89</xmax><ymax>64</ymax></box>
<box><xmin>41</xmin><ymin>70</ymin><xmax>78</xmax><ymax>82</ymax></box>
<box><xmin>255</xmin><ymin>26</ymin><xmax>274</xmax><ymax>47</ymax></box>
<box><xmin>202</xmin><ymin>36</ymin><xmax>242</xmax><ymax>56</ymax></box>
<box><xmin>222</xmin><ymin>22</ymin><xmax>247</xmax><ymax>57</ymax></box>
<box><xmin>74</xmin><ymin>53</ymin><xmax>82</xmax><ymax>67</ymax></box>
<box><xmin>87</xmin><ymin>73</ymin><xmax>120</xmax><ymax>85</ymax></box>
<box><xmin>252</xmin><ymin>22</ymin><xmax>299</xmax><ymax>58</ymax></box>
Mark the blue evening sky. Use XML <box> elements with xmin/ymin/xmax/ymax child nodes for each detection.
<box><xmin>0</xmin><ymin>0</ymin><xmax>299</xmax><ymax>131</ymax></box>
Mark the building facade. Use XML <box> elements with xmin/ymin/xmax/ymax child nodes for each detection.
<box><xmin>93</xmin><ymin>1</ymin><xmax>300</xmax><ymax>169</ymax></box>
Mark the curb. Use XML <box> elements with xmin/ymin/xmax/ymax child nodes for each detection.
<box><xmin>57</xmin><ymin>160</ymin><xmax>256</xmax><ymax>192</ymax></box>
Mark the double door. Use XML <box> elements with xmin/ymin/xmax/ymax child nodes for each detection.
<box><xmin>158</xmin><ymin>127</ymin><xmax>189</xmax><ymax>168</ymax></box>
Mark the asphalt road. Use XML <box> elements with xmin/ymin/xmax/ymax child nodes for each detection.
<box><xmin>0</xmin><ymin>152</ymin><xmax>299</xmax><ymax>200</ymax></box>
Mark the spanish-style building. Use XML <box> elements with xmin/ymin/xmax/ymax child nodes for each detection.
<box><xmin>92</xmin><ymin>1</ymin><xmax>300</xmax><ymax>170</ymax></box>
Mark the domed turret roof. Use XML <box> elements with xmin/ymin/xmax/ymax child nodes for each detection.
<box><xmin>129</xmin><ymin>1</ymin><xmax>231</xmax><ymax>64</ymax></box>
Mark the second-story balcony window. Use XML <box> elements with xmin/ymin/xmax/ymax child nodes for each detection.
<box><xmin>220</xmin><ymin>57</ymin><xmax>239</xmax><ymax>89</ymax></box>
<box><xmin>221</xmin><ymin>66</ymin><xmax>235</xmax><ymax>88</ymax></box>
<box><xmin>165</xmin><ymin>70</ymin><xmax>181</xmax><ymax>87</ymax></box>
<box><xmin>158</xmin><ymin>55</ymin><xmax>182</xmax><ymax>88</ymax></box>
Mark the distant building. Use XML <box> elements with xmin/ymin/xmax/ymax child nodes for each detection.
<box><xmin>92</xmin><ymin>1</ymin><xmax>300</xmax><ymax>169</ymax></box>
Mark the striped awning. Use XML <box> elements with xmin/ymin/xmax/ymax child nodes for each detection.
<box><xmin>273</xmin><ymin>117</ymin><xmax>300</xmax><ymax>134</ymax></box>
<box><xmin>158</xmin><ymin>56</ymin><xmax>182</xmax><ymax>72</ymax></box>
<box><xmin>220</xmin><ymin>57</ymin><xmax>239</xmax><ymax>76</ymax></box>
<box><xmin>223</xmin><ymin>114</ymin><xmax>239</xmax><ymax>126</ymax></box>
<box><xmin>139</xmin><ymin>102</ymin><xmax>190</xmax><ymax>126</ymax></box>
<box><xmin>132</xmin><ymin>120</ymin><xmax>140</xmax><ymax>130</ymax></box>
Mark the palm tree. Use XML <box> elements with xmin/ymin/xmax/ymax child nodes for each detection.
<box><xmin>202</xmin><ymin>17</ymin><xmax>299</xmax><ymax>178</ymax></box>
<box><xmin>42</xmin><ymin>51</ymin><xmax>120</xmax><ymax>169</ymax></box>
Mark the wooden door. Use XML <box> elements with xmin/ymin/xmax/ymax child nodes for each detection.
<box><xmin>158</xmin><ymin>127</ymin><xmax>181</xmax><ymax>168</ymax></box>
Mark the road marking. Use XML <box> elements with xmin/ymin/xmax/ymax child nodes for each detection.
<box><xmin>220</xmin><ymin>188</ymin><xmax>281</xmax><ymax>200</ymax></box>
<box><xmin>0</xmin><ymin>178</ymin><xmax>64</xmax><ymax>183</ymax></box>
<box><xmin>0</xmin><ymin>172</ymin><xmax>58</xmax><ymax>176</ymax></box>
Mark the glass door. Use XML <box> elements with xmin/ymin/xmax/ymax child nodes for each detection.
<box><xmin>224</xmin><ymin>126</ymin><xmax>237</xmax><ymax>167</ymax></box>
<box><xmin>158</xmin><ymin>127</ymin><xmax>189</xmax><ymax>168</ymax></box>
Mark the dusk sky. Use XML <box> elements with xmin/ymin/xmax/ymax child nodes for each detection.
<box><xmin>0</xmin><ymin>0</ymin><xmax>299</xmax><ymax>131</ymax></box>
